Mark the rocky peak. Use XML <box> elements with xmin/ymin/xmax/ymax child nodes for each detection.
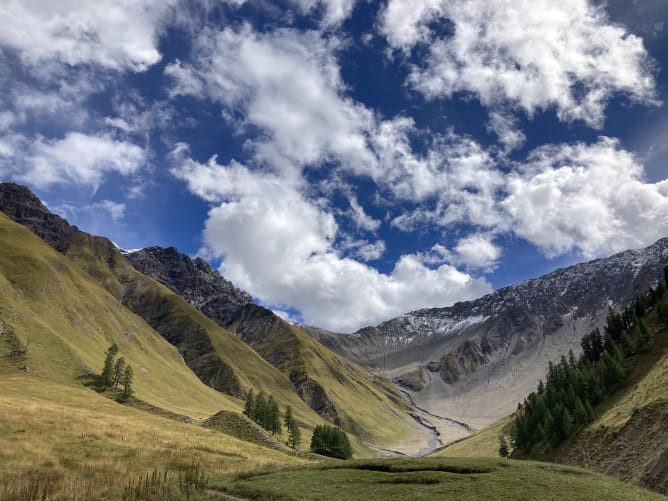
<box><xmin>0</xmin><ymin>183</ymin><xmax>79</xmax><ymax>249</ymax></box>
<box><xmin>126</xmin><ymin>246</ymin><xmax>253</xmax><ymax>326</ymax></box>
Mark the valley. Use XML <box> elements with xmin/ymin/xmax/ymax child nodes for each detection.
<box><xmin>0</xmin><ymin>182</ymin><xmax>667</xmax><ymax>499</ymax></box>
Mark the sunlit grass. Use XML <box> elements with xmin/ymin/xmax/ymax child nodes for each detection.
<box><xmin>0</xmin><ymin>375</ymin><xmax>310</xmax><ymax>499</ymax></box>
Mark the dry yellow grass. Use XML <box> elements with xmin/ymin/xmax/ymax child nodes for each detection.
<box><xmin>0</xmin><ymin>374</ymin><xmax>310</xmax><ymax>499</ymax></box>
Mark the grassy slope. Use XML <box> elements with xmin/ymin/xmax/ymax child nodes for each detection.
<box><xmin>431</xmin><ymin>415</ymin><xmax>512</xmax><ymax>458</ymax></box>
<box><xmin>233</xmin><ymin>308</ymin><xmax>421</xmax><ymax>450</ymax></box>
<box><xmin>0</xmin><ymin>213</ymin><xmax>237</xmax><ymax>418</ymax></box>
<box><xmin>216</xmin><ymin>457</ymin><xmax>665</xmax><ymax>501</ymax></box>
<box><xmin>290</xmin><ymin>324</ymin><xmax>418</xmax><ymax>448</ymax></box>
<box><xmin>0</xmin><ymin>374</ymin><xmax>309</xmax><ymax>499</ymax></box>
<box><xmin>43</xmin><ymin>225</ymin><xmax>333</xmax><ymax>441</ymax></box>
<box><xmin>552</xmin><ymin>312</ymin><xmax>668</xmax><ymax>493</ymax></box>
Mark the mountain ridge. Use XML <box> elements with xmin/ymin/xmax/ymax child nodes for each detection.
<box><xmin>302</xmin><ymin>236</ymin><xmax>668</xmax><ymax>441</ymax></box>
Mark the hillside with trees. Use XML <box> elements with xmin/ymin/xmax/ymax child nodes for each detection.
<box><xmin>507</xmin><ymin>269</ymin><xmax>668</xmax><ymax>494</ymax></box>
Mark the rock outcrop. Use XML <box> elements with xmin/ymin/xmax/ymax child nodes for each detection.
<box><xmin>125</xmin><ymin>246</ymin><xmax>253</xmax><ymax>326</ymax></box>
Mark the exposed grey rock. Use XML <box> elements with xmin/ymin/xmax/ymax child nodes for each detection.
<box><xmin>0</xmin><ymin>182</ymin><xmax>79</xmax><ymax>250</ymax></box>
<box><xmin>125</xmin><ymin>246</ymin><xmax>253</xmax><ymax>326</ymax></box>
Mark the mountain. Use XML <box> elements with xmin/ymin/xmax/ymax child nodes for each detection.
<box><xmin>125</xmin><ymin>245</ymin><xmax>428</xmax><ymax>453</ymax></box>
<box><xmin>0</xmin><ymin>211</ymin><xmax>238</xmax><ymax>418</ymax></box>
<box><xmin>432</xmin><ymin>295</ymin><xmax>668</xmax><ymax>496</ymax></box>
<box><xmin>0</xmin><ymin>183</ymin><xmax>328</xmax><ymax>430</ymax></box>
<box><xmin>0</xmin><ymin>183</ymin><xmax>428</xmax><ymax>455</ymax></box>
<box><xmin>303</xmin><ymin>238</ymin><xmax>668</xmax><ymax>441</ymax></box>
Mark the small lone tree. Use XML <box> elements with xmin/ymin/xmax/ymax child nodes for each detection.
<box><xmin>119</xmin><ymin>365</ymin><xmax>134</xmax><ymax>402</ymax></box>
<box><xmin>102</xmin><ymin>343</ymin><xmax>119</xmax><ymax>387</ymax></box>
<box><xmin>498</xmin><ymin>435</ymin><xmax>510</xmax><ymax>458</ymax></box>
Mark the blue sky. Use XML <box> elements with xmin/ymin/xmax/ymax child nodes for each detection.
<box><xmin>1</xmin><ymin>0</ymin><xmax>667</xmax><ymax>331</ymax></box>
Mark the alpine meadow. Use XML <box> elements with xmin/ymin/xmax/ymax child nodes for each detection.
<box><xmin>2</xmin><ymin>0</ymin><xmax>668</xmax><ymax>500</ymax></box>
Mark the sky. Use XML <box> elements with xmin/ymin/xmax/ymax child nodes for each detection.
<box><xmin>1</xmin><ymin>0</ymin><xmax>667</xmax><ymax>332</ymax></box>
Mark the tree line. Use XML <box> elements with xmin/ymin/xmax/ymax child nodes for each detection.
<box><xmin>243</xmin><ymin>390</ymin><xmax>352</xmax><ymax>458</ymax></box>
<box><xmin>310</xmin><ymin>424</ymin><xmax>353</xmax><ymax>459</ymax></box>
<box><xmin>508</xmin><ymin>267</ymin><xmax>668</xmax><ymax>455</ymax></box>
<box><xmin>243</xmin><ymin>389</ymin><xmax>301</xmax><ymax>449</ymax></box>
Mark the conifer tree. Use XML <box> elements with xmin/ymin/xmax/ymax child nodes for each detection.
<box><xmin>284</xmin><ymin>405</ymin><xmax>293</xmax><ymax>431</ymax></box>
<box><xmin>119</xmin><ymin>365</ymin><xmax>134</xmax><ymax>402</ymax></box>
<box><xmin>102</xmin><ymin>343</ymin><xmax>119</xmax><ymax>387</ymax></box>
<box><xmin>255</xmin><ymin>392</ymin><xmax>267</xmax><ymax>427</ymax></box>
<box><xmin>498</xmin><ymin>435</ymin><xmax>510</xmax><ymax>458</ymax></box>
<box><xmin>113</xmin><ymin>356</ymin><xmax>126</xmax><ymax>389</ymax></box>
<box><xmin>267</xmin><ymin>396</ymin><xmax>281</xmax><ymax>435</ymax></box>
<box><xmin>244</xmin><ymin>389</ymin><xmax>255</xmax><ymax>419</ymax></box>
<box><xmin>657</xmin><ymin>297</ymin><xmax>668</xmax><ymax>325</ymax></box>
<box><xmin>310</xmin><ymin>424</ymin><xmax>352</xmax><ymax>459</ymax></box>
<box><xmin>289</xmin><ymin>422</ymin><xmax>301</xmax><ymax>449</ymax></box>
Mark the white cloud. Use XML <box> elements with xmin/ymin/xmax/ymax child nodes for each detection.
<box><xmin>165</xmin><ymin>25</ymin><xmax>376</xmax><ymax>176</ymax></box>
<box><xmin>374</xmin><ymin>117</ymin><xmax>507</xmax><ymax>228</ymax></box>
<box><xmin>348</xmin><ymin>197</ymin><xmax>381</xmax><ymax>232</ymax></box>
<box><xmin>0</xmin><ymin>132</ymin><xmax>146</xmax><ymax>190</ymax></box>
<box><xmin>171</xmin><ymin>149</ymin><xmax>491</xmax><ymax>332</ymax></box>
<box><xmin>96</xmin><ymin>200</ymin><xmax>127</xmax><ymax>222</ymax></box>
<box><xmin>290</xmin><ymin>0</ymin><xmax>357</xmax><ymax>26</ymax></box>
<box><xmin>54</xmin><ymin>199</ymin><xmax>126</xmax><ymax>224</ymax></box>
<box><xmin>0</xmin><ymin>0</ymin><xmax>177</xmax><ymax>71</ymax></box>
<box><xmin>504</xmin><ymin>137</ymin><xmax>668</xmax><ymax>258</ymax></box>
<box><xmin>381</xmin><ymin>0</ymin><xmax>658</xmax><ymax>127</ymax></box>
<box><xmin>379</xmin><ymin>0</ymin><xmax>443</xmax><ymax>50</ymax></box>
<box><xmin>487</xmin><ymin>112</ymin><xmax>526</xmax><ymax>153</ymax></box>
<box><xmin>341</xmin><ymin>238</ymin><xmax>386</xmax><ymax>261</ymax></box>
<box><xmin>453</xmin><ymin>234</ymin><xmax>501</xmax><ymax>269</ymax></box>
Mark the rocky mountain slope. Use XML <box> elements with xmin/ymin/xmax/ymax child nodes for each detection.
<box><xmin>303</xmin><ymin>238</ymin><xmax>668</xmax><ymax>440</ymax></box>
<box><xmin>124</xmin><ymin>246</ymin><xmax>253</xmax><ymax>326</ymax></box>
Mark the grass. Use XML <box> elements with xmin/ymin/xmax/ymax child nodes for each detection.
<box><xmin>0</xmin><ymin>374</ymin><xmax>311</xmax><ymax>499</ymax></box>
<box><xmin>53</xmin><ymin>218</ymin><xmax>350</xmax><ymax>442</ymax></box>
<box><xmin>431</xmin><ymin>414</ymin><xmax>513</xmax><ymax>458</ymax></box>
<box><xmin>214</xmin><ymin>457</ymin><xmax>666</xmax><ymax>500</ymax></box>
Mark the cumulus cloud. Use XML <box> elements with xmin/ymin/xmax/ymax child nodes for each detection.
<box><xmin>504</xmin><ymin>137</ymin><xmax>668</xmax><ymax>258</ymax></box>
<box><xmin>0</xmin><ymin>0</ymin><xmax>176</xmax><ymax>71</ymax></box>
<box><xmin>0</xmin><ymin>132</ymin><xmax>146</xmax><ymax>190</ymax></box>
<box><xmin>453</xmin><ymin>234</ymin><xmax>502</xmax><ymax>269</ymax></box>
<box><xmin>171</xmin><ymin>148</ymin><xmax>491</xmax><ymax>332</ymax></box>
<box><xmin>165</xmin><ymin>25</ymin><xmax>375</xmax><ymax>175</ymax></box>
<box><xmin>381</xmin><ymin>0</ymin><xmax>658</xmax><ymax>127</ymax></box>
<box><xmin>379</xmin><ymin>0</ymin><xmax>443</xmax><ymax>50</ymax></box>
